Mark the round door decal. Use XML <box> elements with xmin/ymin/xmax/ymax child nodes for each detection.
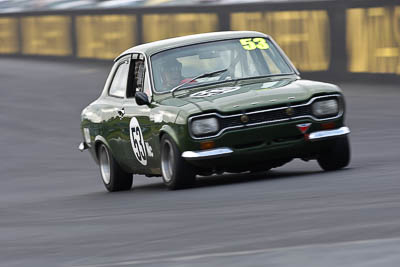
<box><xmin>129</xmin><ymin>117</ymin><xmax>147</xmax><ymax>166</ymax></box>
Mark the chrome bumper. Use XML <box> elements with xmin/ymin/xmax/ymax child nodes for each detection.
<box><xmin>182</xmin><ymin>148</ymin><xmax>233</xmax><ymax>160</ymax></box>
<box><xmin>309</xmin><ymin>126</ymin><xmax>350</xmax><ymax>141</ymax></box>
<box><xmin>182</xmin><ymin>127</ymin><xmax>350</xmax><ymax>160</ymax></box>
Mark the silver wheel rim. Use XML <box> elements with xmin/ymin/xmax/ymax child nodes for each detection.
<box><xmin>161</xmin><ymin>140</ymin><xmax>175</xmax><ymax>183</ymax></box>
<box><xmin>99</xmin><ymin>146</ymin><xmax>111</xmax><ymax>185</ymax></box>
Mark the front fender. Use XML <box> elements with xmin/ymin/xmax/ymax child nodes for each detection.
<box><xmin>159</xmin><ymin>124</ymin><xmax>182</xmax><ymax>150</ymax></box>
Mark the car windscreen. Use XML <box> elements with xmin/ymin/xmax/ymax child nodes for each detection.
<box><xmin>150</xmin><ymin>37</ymin><xmax>294</xmax><ymax>93</ymax></box>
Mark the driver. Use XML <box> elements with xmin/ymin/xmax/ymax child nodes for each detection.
<box><xmin>160</xmin><ymin>58</ymin><xmax>183</xmax><ymax>91</ymax></box>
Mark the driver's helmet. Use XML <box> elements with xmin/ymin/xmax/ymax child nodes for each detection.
<box><xmin>160</xmin><ymin>57</ymin><xmax>182</xmax><ymax>89</ymax></box>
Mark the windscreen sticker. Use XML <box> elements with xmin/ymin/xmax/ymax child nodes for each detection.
<box><xmin>239</xmin><ymin>38</ymin><xmax>270</xmax><ymax>51</ymax></box>
<box><xmin>129</xmin><ymin>117</ymin><xmax>147</xmax><ymax>166</ymax></box>
<box><xmin>190</xmin><ymin>86</ymin><xmax>240</xmax><ymax>98</ymax></box>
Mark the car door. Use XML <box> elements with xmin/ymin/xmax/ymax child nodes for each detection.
<box><xmin>100</xmin><ymin>56</ymin><xmax>132</xmax><ymax>169</ymax></box>
<box><xmin>119</xmin><ymin>53</ymin><xmax>157</xmax><ymax>174</ymax></box>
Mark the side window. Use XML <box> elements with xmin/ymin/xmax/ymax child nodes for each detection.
<box><xmin>109</xmin><ymin>60</ymin><xmax>129</xmax><ymax>98</ymax></box>
<box><xmin>134</xmin><ymin>59</ymin><xmax>145</xmax><ymax>92</ymax></box>
<box><xmin>128</xmin><ymin>54</ymin><xmax>149</xmax><ymax>98</ymax></box>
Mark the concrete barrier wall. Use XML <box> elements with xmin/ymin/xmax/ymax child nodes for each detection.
<box><xmin>1</xmin><ymin>0</ymin><xmax>399</xmax><ymax>80</ymax></box>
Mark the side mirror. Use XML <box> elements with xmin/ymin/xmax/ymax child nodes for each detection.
<box><xmin>135</xmin><ymin>91</ymin><xmax>150</xmax><ymax>106</ymax></box>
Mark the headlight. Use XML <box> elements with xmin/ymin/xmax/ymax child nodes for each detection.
<box><xmin>191</xmin><ymin>117</ymin><xmax>219</xmax><ymax>136</ymax></box>
<box><xmin>312</xmin><ymin>99</ymin><xmax>339</xmax><ymax>117</ymax></box>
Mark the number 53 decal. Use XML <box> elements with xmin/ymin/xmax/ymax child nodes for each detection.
<box><xmin>129</xmin><ymin>117</ymin><xmax>147</xmax><ymax>166</ymax></box>
<box><xmin>240</xmin><ymin>38</ymin><xmax>269</xmax><ymax>51</ymax></box>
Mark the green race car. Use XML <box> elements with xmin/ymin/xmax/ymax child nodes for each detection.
<box><xmin>79</xmin><ymin>31</ymin><xmax>351</xmax><ymax>191</ymax></box>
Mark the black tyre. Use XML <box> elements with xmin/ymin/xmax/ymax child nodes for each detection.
<box><xmin>98</xmin><ymin>144</ymin><xmax>133</xmax><ymax>192</ymax></box>
<box><xmin>160</xmin><ymin>135</ymin><xmax>196</xmax><ymax>190</ymax></box>
<box><xmin>317</xmin><ymin>136</ymin><xmax>351</xmax><ymax>171</ymax></box>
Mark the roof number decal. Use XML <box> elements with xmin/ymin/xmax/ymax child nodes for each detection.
<box><xmin>240</xmin><ymin>38</ymin><xmax>269</xmax><ymax>51</ymax></box>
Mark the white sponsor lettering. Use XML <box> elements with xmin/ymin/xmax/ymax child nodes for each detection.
<box><xmin>145</xmin><ymin>142</ymin><xmax>154</xmax><ymax>158</ymax></box>
<box><xmin>190</xmin><ymin>86</ymin><xmax>240</xmax><ymax>98</ymax></box>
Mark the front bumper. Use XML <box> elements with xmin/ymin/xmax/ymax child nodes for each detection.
<box><xmin>182</xmin><ymin>148</ymin><xmax>233</xmax><ymax>160</ymax></box>
<box><xmin>182</xmin><ymin>126</ymin><xmax>350</xmax><ymax>160</ymax></box>
<box><xmin>308</xmin><ymin>126</ymin><xmax>350</xmax><ymax>141</ymax></box>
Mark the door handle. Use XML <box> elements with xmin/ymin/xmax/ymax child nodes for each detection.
<box><xmin>117</xmin><ymin>108</ymin><xmax>125</xmax><ymax>119</ymax></box>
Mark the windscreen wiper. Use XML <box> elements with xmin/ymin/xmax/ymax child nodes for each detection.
<box><xmin>171</xmin><ymin>68</ymin><xmax>227</xmax><ymax>97</ymax></box>
<box><xmin>231</xmin><ymin>73</ymin><xmax>296</xmax><ymax>85</ymax></box>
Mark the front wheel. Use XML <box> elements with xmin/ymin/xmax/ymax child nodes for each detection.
<box><xmin>98</xmin><ymin>144</ymin><xmax>133</xmax><ymax>192</ymax></box>
<box><xmin>160</xmin><ymin>135</ymin><xmax>196</xmax><ymax>190</ymax></box>
<box><xmin>317</xmin><ymin>136</ymin><xmax>351</xmax><ymax>171</ymax></box>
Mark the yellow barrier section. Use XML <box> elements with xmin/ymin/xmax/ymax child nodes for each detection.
<box><xmin>76</xmin><ymin>15</ymin><xmax>136</xmax><ymax>60</ymax></box>
<box><xmin>21</xmin><ymin>16</ymin><xmax>71</xmax><ymax>56</ymax></box>
<box><xmin>347</xmin><ymin>7</ymin><xmax>400</xmax><ymax>74</ymax></box>
<box><xmin>231</xmin><ymin>11</ymin><xmax>330</xmax><ymax>71</ymax></box>
<box><xmin>143</xmin><ymin>13</ymin><xmax>218</xmax><ymax>43</ymax></box>
<box><xmin>0</xmin><ymin>17</ymin><xmax>18</xmax><ymax>54</ymax></box>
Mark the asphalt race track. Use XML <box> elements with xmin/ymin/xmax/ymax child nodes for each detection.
<box><xmin>1</xmin><ymin>58</ymin><xmax>400</xmax><ymax>267</ymax></box>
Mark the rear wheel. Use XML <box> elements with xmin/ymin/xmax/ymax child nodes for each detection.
<box><xmin>317</xmin><ymin>136</ymin><xmax>350</xmax><ymax>171</ymax></box>
<box><xmin>160</xmin><ymin>135</ymin><xmax>196</xmax><ymax>190</ymax></box>
<box><xmin>98</xmin><ymin>144</ymin><xmax>133</xmax><ymax>192</ymax></box>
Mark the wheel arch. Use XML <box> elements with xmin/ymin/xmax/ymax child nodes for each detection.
<box><xmin>93</xmin><ymin>135</ymin><xmax>112</xmax><ymax>163</ymax></box>
<box><xmin>159</xmin><ymin>125</ymin><xmax>182</xmax><ymax>151</ymax></box>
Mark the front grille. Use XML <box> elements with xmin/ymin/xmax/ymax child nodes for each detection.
<box><xmin>189</xmin><ymin>94</ymin><xmax>342</xmax><ymax>139</ymax></box>
<box><xmin>219</xmin><ymin>104</ymin><xmax>313</xmax><ymax>129</ymax></box>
